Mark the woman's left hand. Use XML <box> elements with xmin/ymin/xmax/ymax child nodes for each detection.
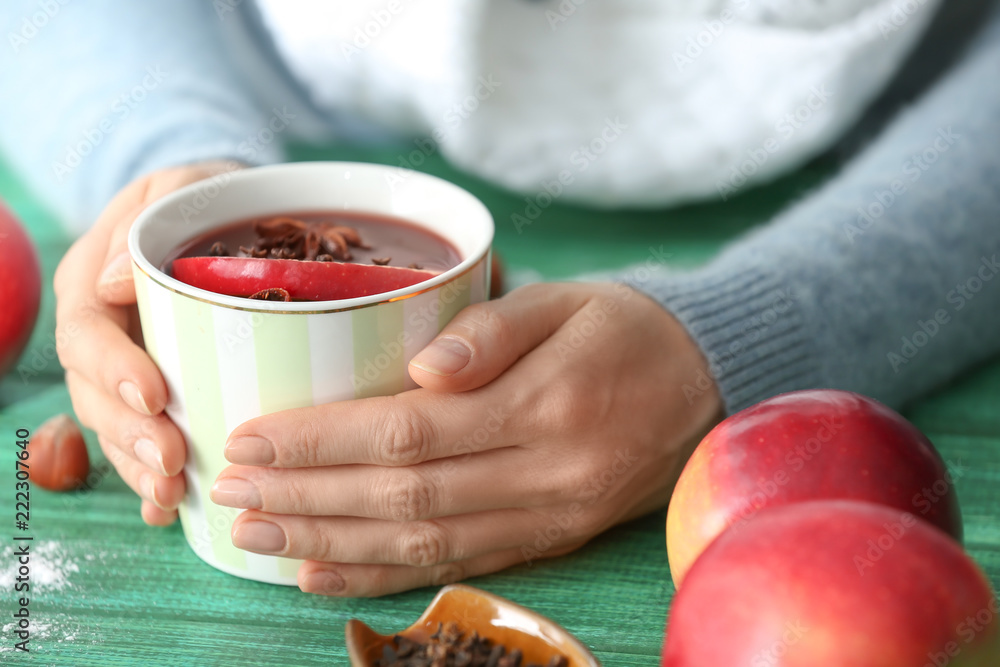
<box><xmin>211</xmin><ymin>282</ymin><xmax>722</xmax><ymax>597</ymax></box>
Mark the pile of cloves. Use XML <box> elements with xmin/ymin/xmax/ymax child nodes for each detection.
<box><xmin>374</xmin><ymin>622</ymin><xmax>569</xmax><ymax>667</ymax></box>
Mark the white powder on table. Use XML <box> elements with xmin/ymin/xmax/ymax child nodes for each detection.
<box><xmin>0</xmin><ymin>540</ymin><xmax>79</xmax><ymax>592</ymax></box>
<box><xmin>0</xmin><ymin>540</ymin><xmax>82</xmax><ymax>653</ymax></box>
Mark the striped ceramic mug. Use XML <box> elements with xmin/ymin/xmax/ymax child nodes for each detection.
<box><xmin>128</xmin><ymin>162</ymin><xmax>493</xmax><ymax>585</ymax></box>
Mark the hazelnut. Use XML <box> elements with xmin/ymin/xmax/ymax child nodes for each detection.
<box><xmin>27</xmin><ymin>414</ymin><xmax>90</xmax><ymax>492</ymax></box>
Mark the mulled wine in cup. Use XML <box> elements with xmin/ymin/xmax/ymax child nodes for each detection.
<box><xmin>128</xmin><ymin>162</ymin><xmax>493</xmax><ymax>585</ymax></box>
<box><xmin>164</xmin><ymin>209</ymin><xmax>463</xmax><ymax>301</ymax></box>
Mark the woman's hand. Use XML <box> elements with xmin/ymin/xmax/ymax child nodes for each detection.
<box><xmin>212</xmin><ymin>282</ymin><xmax>722</xmax><ymax>597</ymax></box>
<box><xmin>55</xmin><ymin>160</ymin><xmax>242</xmax><ymax>525</ymax></box>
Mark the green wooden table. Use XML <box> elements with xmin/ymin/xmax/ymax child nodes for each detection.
<box><xmin>1</xmin><ymin>144</ymin><xmax>998</xmax><ymax>666</ymax></box>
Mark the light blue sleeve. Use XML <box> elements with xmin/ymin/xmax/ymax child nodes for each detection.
<box><xmin>0</xmin><ymin>1</ymin><xmax>286</xmax><ymax>233</ymax></box>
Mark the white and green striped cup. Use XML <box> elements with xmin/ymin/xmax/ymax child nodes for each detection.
<box><xmin>127</xmin><ymin>162</ymin><xmax>493</xmax><ymax>585</ymax></box>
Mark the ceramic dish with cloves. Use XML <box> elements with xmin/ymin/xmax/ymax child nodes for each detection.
<box><xmin>345</xmin><ymin>584</ymin><xmax>601</xmax><ymax>666</ymax></box>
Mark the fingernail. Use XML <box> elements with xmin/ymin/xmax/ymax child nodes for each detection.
<box><xmin>98</xmin><ymin>252</ymin><xmax>133</xmax><ymax>292</ymax></box>
<box><xmin>134</xmin><ymin>438</ymin><xmax>167</xmax><ymax>476</ymax></box>
<box><xmin>139</xmin><ymin>472</ymin><xmax>161</xmax><ymax>508</ymax></box>
<box><xmin>410</xmin><ymin>336</ymin><xmax>471</xmax><ymax>377</ymax></box>
<box><xmin>225</xmin><ymin>436</ymin><xmax>275</xmax><ymax>465</ymax></box>
<box><xmin>233</xmin><ymin>520</ymin><xmax>286</xmax><ymax>554</ymax></box>
<box><xmin>303</xmin><ymin>570</ymin><xmax>345</xmax><ymax>595</ymax></box>
<box><xmin>119</xmin><ymin>381</ymin><xmax>153</xmax><ymax>416</ymax></box>
<box><xmin>210</xmin><ymin>478</ymin><xmax>262</xmax><ymax>510</ymax></box>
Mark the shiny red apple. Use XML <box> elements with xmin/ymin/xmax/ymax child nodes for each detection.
<box><xmin>0</xmin><ymin>200</ymin><xmax>41</xmax><ymax>377</ymax></box>
<box><xmin>662</xmin><ymin>500</ymin><xmax>1000</xmax><ymax>667</ymax></box>
<box><xmin>666</xmin><ymin>389</ymin><xmax>961</xmax><ymax>587</ymax></box>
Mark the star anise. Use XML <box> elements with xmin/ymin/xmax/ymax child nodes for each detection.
<box><xmin>248</xmin><ymin>287</ymin><xmax>291</xmax><ymax>301</ymax></box>
<box><xmin>251</xmin><ymin>216</ymin><xmax>369</xmax><ymax>262</ymax></box>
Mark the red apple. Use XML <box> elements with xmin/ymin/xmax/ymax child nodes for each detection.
<box><xmin>662</xmin><ymin>500</ymin><xmax>1000</xmax><ymax>667</ymax></box>
<box><xmin>171</xmin><ymin>256</ymin><xmax>439</xmax><ymax>301</ymax></box>
<box><xmin>0</xmin><ymin>200</ymin><xmax>41</xmax><ymax>377</ymax></box>
<box><xmin>666</xmin><ymin>389</ymin><xmax>961</xmax><ymax>586</ymax></box>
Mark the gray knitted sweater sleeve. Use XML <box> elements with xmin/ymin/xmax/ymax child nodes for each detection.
<box><xmin>626</xmin><ymin>12</ymin><xmax>1000</xmax><ymax>414</ymax></box>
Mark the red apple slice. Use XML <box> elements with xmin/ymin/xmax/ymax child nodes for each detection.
<box><xmin>171</xmin><ymin>257</ymin><xmax>440</xmax><ymax>301</ymax></box>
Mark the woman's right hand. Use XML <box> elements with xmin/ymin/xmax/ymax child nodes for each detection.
<box><xmin>55</xmin><ymin>160</ymin><xmax>243</xmax><ymax>525</ymax></box>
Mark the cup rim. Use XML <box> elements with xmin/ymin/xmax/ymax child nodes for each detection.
<box><xmin>127</xmin><ymin>162</ymin><xmax>494</xmax><ymax>314</ymax></box>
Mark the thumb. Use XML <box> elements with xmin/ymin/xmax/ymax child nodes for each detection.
<box><xmin>408</xmin><ymin>283</ymin><xmax>588</xmax><ymax>393</ymax></box>
<box><xmin>96</xmin><ymin>204</ymin><xmax>143</xmax><ymax>305</ymax></box>
<box><xmin>96</xmin><ymin>160</ymin><xmax>246</xmax><ymax>305</ymax></box>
